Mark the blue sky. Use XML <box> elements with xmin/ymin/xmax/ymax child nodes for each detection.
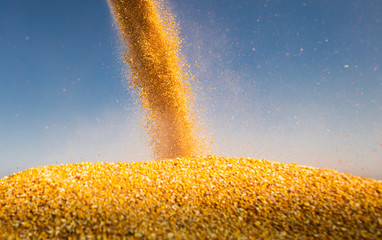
<box><xmin>1</xmin><ymin>0</ymin><xmax>381</xmax><ymax>179</ymax></box>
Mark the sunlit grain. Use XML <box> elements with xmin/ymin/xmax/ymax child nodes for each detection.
<box><xmin>1</xmin><ymin>156</ymin><xmax>381</xmax><ymax>239</ymax></box>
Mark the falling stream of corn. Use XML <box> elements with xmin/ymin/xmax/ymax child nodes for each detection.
<box><xmin>0</xmin><ymin>0</ymin><xmax>381</xmax><ymax>239</ymax></box>
<box><xmin>108</xmin><ymin>0</ymin><xmax>203</xmax><ymax>160</ymax></box>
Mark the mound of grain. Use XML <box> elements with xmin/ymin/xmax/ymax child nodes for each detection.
<box><xmin>1</xmin><ymin>156</ymin><xmax>381</xmax><ymax>239</ymax></box>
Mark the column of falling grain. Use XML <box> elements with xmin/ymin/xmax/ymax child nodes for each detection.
<box><xmin>108</xmin><ymin>0</ymin><xmax>203</xmax><ymax>159</ymax></box>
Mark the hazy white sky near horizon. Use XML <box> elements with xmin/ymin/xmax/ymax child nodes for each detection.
<box><xmin>0</xmin><ymin>0</ymin><xmax>381</xmax><ymax>179</ymax></box>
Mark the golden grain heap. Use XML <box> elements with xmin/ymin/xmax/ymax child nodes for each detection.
<box><xmin>1</xmin><ymin>156</ymin><xmax>381</xmax><ymax>239</ymax></box>
<box><xmin>108</xmin><ymin>0</ymin><xmax>203</xmax><ymax>159</ymax></box>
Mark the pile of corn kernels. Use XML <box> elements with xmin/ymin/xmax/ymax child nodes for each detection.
<box><xmin>1</xmin><ymin>156</ymin><xmax>381</xmax><ymax>239</ymax></box>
